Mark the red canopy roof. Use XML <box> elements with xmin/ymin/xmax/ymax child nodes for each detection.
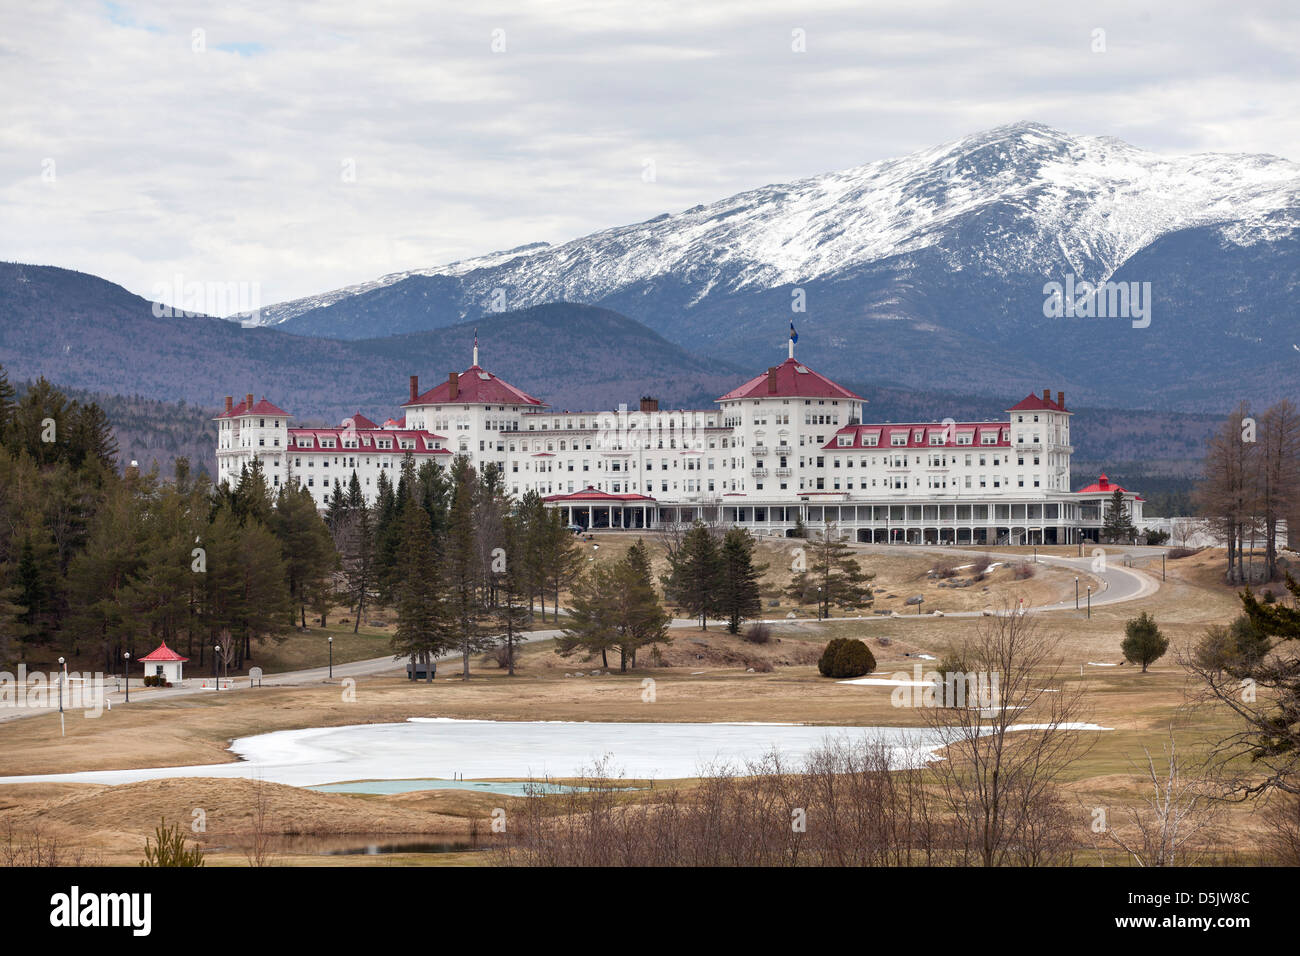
<box><xmin>543</xmin><ymin>486</ymin><xmax>656</xmax><ymax>503</ymax></box>
<box><xmin>717</xmin><ymin>357</ymin><xmax>863</xmax><ymax>402</ymax></box>
<box><xmin>1076</xmin><ymin>473</ymin><xmax>1144</xmax><ymax>501</ymax></box>
<box><xmin>404</xmin><ymin>366</ymin><xmax>545</xmax><ymax>408</ymax></box>
<box><xmin>139</xmin><ymin>641</ymin><xmax>188</xmax><ymax>663</ymax></box>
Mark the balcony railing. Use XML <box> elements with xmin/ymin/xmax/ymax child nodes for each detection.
<box><xmin>752</xmin><ymin>446</ymin><xmax>769</xmax><ymax>457</ymax></box>
<box><xmin>751</xmin><ymin>468</ymin><xmax>769</xmax><ymax>478</ymax></box>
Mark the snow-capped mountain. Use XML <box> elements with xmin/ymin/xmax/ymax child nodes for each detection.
<box><xmin>246</xmin><ymin>122</ymin><xmax>1296</xmax><ymax>325</ymax></box>
<box><xmin>241</xmin><ymin>123</ymin><xmax>1300</xmax><ymax>411</ymax></box>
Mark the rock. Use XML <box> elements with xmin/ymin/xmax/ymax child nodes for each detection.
<box><xmin>786</xmin><ymin>611</ymin><xmax>797</xmax><ymax>619</ymax></box>
<box><xmin>564</xmin><ymin>673</ymin><xmax>572</xmax><ymax>678</ymax></box>
<box><xmin>890</xmin><ymin>611</ymin><xmax>902</xmax><ymax>618</ymax></box>
<box><xmin>768</xmin><ymin>599</ymin><xmax>781</xmax><ymax>608</ymax></box>
<box><xmin>746</xmin><ymin>667</ymin><xmax>755</xmax><ymax>673</ymax></box>
<box><xmin>933</xmin><ymin>610</ymin><xmax>944</xmax><ymax>617</ymax></box>
<box><xmin>905</xmin><ymin>595</ymin><xmax>924</xmax><ymax>606</ymax></box>
<box><xmin>590</xmin><ymin>670</ymin><xmax>601</xmax><ymax>676</ymax></box>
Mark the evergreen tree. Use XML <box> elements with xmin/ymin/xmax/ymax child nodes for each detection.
<box><xmin>785</xmin><ymin>522</ymin><xmax>874</xmax><ymax>618</ymax></box>
<box><xmin>272</xmin><ymin>482</ymin><xmax>338</xmax><ymax>628</ymax></box>
<box><xmin>390</xmin><ymin>495</ymin><xmax>453</xmax><ymax>681</ymax></box>
<box><xmin>669</xmin><ymin>521</ymin><xmax>724</xmax><ymax>629</ymax></box>
<box><xmin>445</xmin><ymin>456</ymin><xmax>495</xmax><ymax>678</ymax></box>
<box><xmin>719</xmin><ymin>527</ymin><xmax>766</xmax><ymax>634</ymax></box>
<box><xmin>492</xmin><ymin>514</ymin><xmax>532</xmax><ymax>675</ymax></box>
<box><xmin>1121</xmin><ymin>611</ymin><xmax>1169</xmax><ymax>672</ymax></box>
<box><xmin>1102</xmin><ymin>488</ymin><xmax>1137</xmax><ymax>543</ymax></box>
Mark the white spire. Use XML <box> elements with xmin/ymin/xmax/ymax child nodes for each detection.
<box><xmin>788</xmin><ymin>336</ymin><xmax>794</xmax><ymax>360</ymax></box>
<box><xmin>473</xmin><ymin>326</ymin><xmax>479</xmax><ymax>367</ymax></box>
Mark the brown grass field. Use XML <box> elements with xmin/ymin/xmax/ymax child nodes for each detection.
<box><xmin>0</xmin><ymin>544</ymin><xmax>1284</xmax><ymax>866</ymax></box>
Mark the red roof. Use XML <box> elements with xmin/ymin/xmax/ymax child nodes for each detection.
<box><xmin>384</xmin><ymin>416</ymin><xmax>406</xmax><ymax>428</ymax></box>
<box><xmin>404</xmin><ymin>365</ymin><xmax>545</xmax><ymax>408</ymax></box>
<box><xmin>717</xmin><ymin>357</ymin><xmax>864</xmax><ymax>402</ymax></box>
<box><xmin>139</xmin><ymin>641</ymin><xmax>188</xmax><ymax>663</ymax></box>
<box><xmin>823</xmin><ymin>422</ymin><xmax>1010</xmax><ymax>450</ymax></box>
<box><xmin>288</xmin><ymin>426</ymin><xmax>451</xmax><ymax>456</ymax></box>
<box><xmin>346</xmin><ymin>412</ymin><xmax>379</xmax><ymax>430</ymax></box>
<box><xmin>1076</xmin><ymin>473</ymin><xmax>1143</xmax><ymax>500</ymax></box>
<box><xmin>1007</xmin><ymin>393</ymin><xmax>1069</xmax><ymax>413</ymax></box>
<box><xmin>216</xmin><ymin>397</ymin><xmax>291</xmax><ymax>419</ymax></box>
<box><xmin>543</xmin><ymin>486</ymin><xmax>656</xmax><ymax>503</ymax></box>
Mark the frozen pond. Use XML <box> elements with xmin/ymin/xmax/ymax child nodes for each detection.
<box><xmin>0</xmin><ymin>718</ymin><xmax>1108</xmax><ymax>790</ymax></box>
<box><xmin>0</xmin><ymin>718</ymin><xmax>955</xmax><ymax>788</ymax></box>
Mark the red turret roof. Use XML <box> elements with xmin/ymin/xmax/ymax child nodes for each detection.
<box><xmin>346</xmin><ymin>412</ymin><xmax>379</xmax><ymax>430</ymax></box>
<box><xmin>404</xmin><ymin>366</ymin><xmax>545</xmax><ymax>408</ymax></box>
<box><xmin>216</xmin><ymin>397</ymin><xmax>290</xmax><ymax>419</ymax></box>
<box><xmin>717</xmin><ymin>357</ymin><xmax>863</xmax><ymax>402</ymax></box>
<box><xmin>1007</xmin><ymin>393</ymin><xmax>1069</xmax><ymax>413</ymax></box>
<box><xmin>139</xmin><ymin>641</ymin><xmax>188</xmax><ymax>663</ymax></box>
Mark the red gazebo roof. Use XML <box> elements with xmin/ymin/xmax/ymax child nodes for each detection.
<box><xmin>139</xmin><ymin>641</ymin><xmax>189</xmax><ymax>663</ymax></box>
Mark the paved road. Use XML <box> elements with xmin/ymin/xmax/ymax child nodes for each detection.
<box><xmin>0</xmin><ymin>546</ymin><xmax>1165</xmax><ymax>723</ymax></box>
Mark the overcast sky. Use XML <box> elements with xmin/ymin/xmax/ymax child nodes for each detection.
<box><xmin>2</xmin><ymin>0</ymin><xmax>1297</xmax><ymax>310</ymax></box>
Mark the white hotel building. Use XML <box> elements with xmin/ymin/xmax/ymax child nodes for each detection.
<box><xmin>214</xmin><ymin>341</ymin><xmax>1141</xmax><ymax>545</ymax></box>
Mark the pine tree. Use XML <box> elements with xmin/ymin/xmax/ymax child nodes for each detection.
<box><xmin>668</xmin><ymin>521</ymin><xmax>724</xmax><ymax>629</ymax></box>
<box><xmin>492</xmin><ymin>514</ymin><xmax>532</xmax><ymax>675</ymax></box>
<box><xmin>272</xmin><ymin>482</ymin><xmax>338</xmax><ymax>628</ymax></box>
<box><xmin>719</xmin><ymin>527</ymin><xmax>766</xmax><ymax>634</ymax></box>
<box><xmin>785</xmin><ymin>522</ymin><xmax>873</xmax><ymax>617</ymax></box>
<box><xmin>617</xmin><ymin>539</ymin><xmax>670</xmax><ymax>669</ymax></box>
<box><xmin>445</xmin><ymin>456</ymin><xmax>494</xmax><ymax>678</ymax></box>
<box><xmin>390</xmin><ymin>495</ymin><xmax>453</xmax><ymax>681</ymax></box>
<box><xmin>1101</xmin><ymin>488</ymin><xmax>1137</xmax><ymax>543</ymax></box>
<box><xmin>1121</xmin><ymin>611</ymin><xmax>1168</xmax><ymax>672</ymax></box>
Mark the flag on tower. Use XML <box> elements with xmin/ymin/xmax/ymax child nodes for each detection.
<box><xmin>789</xmin><ymin>320</ymin><xmax>798</xmax><ymax>344</ymax></box>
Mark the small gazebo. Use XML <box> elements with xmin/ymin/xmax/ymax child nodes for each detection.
<box><xmin>139</xmin><ymin>641</ymin><xmax>189</xmax><ymax>685</ymax></box>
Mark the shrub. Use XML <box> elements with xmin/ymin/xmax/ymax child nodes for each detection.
<box><xmin>817</xmin><ymin>638</ymin><xmax>876</xmax><ymax>679</ymax></box>
<box><xmin>1012</xmin><ymin>563</ymin><xmax>1035</xmax><ymax>580</ymax></box>
<box><xmin>1145</xmin><ymin>530</ymin><xmax>1170</xmax><ymax>546</ymax></box>
<box><xmin>139</xmin><ymin>819</ymin><xmax>205</xmax><ymax>867</ymax></box>
<box><xmin>747</xmin><ymin>659</ymin><xmax>774</xmax><ymax>673</ymax></box>
<box><xmin>743</xmin><ymin>623</ymin><xmax>772</xmax><ymax>645</ymax></box>
<box><xmin>1168</xmin><ymin>547</ymin><xmax>1199</xmax><ymax>560</ymax></box>
<box><xmin>933</xmin><ymin>562</ymin><xmax>959</xmax><ymax>580</ymax></box>
<box><xmin>486</xmin><ymin>645</ymin><xmax>519</xmax><ymax>669</ymax></box>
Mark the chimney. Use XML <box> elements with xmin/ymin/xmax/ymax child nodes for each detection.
<box><xmin>224</xmin><ymin>396</ymin><xmax>232</xmax><ymax>415</ymax></box>
<box><xmin>246</xmin><ymin>393</ymin><xmax>254</xmax><ymax>414</ymax></box>
<box><xmin>640</xmin><ymin>396</ymin><xmax>659</xmax><ymax>413</ymax></box>
<box><xmin>409</xmin><ymin>374</ymin><xmax>419</xmax><ymax>403</ymax></box>
<box><xmin>1042</xmin><ymin>388</ymin><xmax>1050</xmax><ymax>402</ymax></box>
<box><xmin>767</xmin><ymin>367</ymin><xmax>778</xmax><ymax>394</ymax></box>
<box><xmin>448</xmin><ymin>371</ymin><xmax>459</xmax><ymax>401</ymax></box>
<box><xmin>1056</xmin><ymin>390</ymin><xmax>1065</xmax><ymax>409</ymax></box>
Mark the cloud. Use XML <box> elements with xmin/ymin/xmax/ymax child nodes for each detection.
<box><xmin>0</xmin><ymin>0</ymin><xmax>1296</xmax><ymax>311</ymax></box>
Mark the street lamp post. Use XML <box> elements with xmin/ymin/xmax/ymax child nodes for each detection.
<box><xmin>58</xmin><ymin>656</ymin><xmax>65</xmax><ymax>736</ymax></box>
<box><xmin>1087</xmin><ymin>585</ymin><xmax>1092</xmax><ymax>619</ymax></box>
<box><xmin>329</xmin><ymin>635</ymin><xmax>334</xmax><ymax>678</ymax></box>
<box><xmin>213</xmin><ymin>644</ymin><xmax>220</xmax><ymax>690</ymax></box>
<box><xmin>123</xmin><ymin>652</ymin><xmax>130</xmax><ymax>702</ymax></box>
<box><xmin>1075</xmin><ymin>576</ymin><xmax>1079</xmax><ymax>610</ymax></box>
<box><xmin>816</xmin><ymin>586</ymin><xmax>822</xmax><ymax>621</ymax></box>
